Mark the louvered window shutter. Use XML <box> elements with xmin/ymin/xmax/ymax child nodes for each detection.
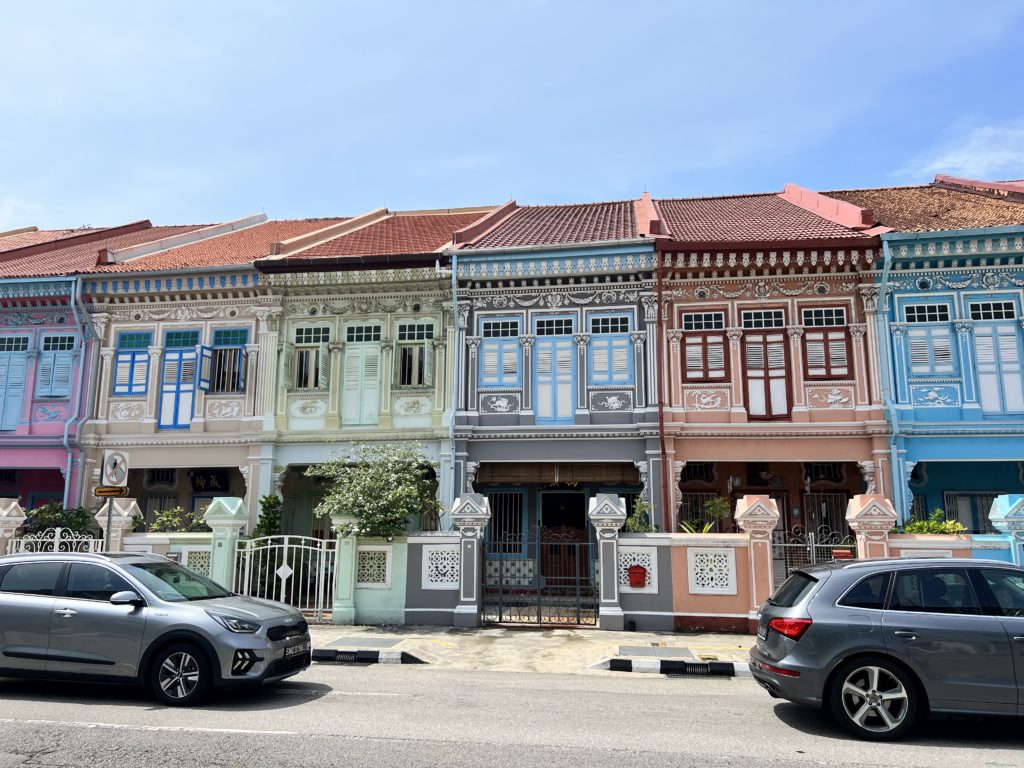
<box><xmin>360</xmin><ymin>345</ymin><xmax>381</xmax><ymax>424</ymax></box>
<box><xmin>342</xmin><ymin>346</ymin><xmax>362</xmax><ymax>425</ymax></box>
<box><xmin>706</xmin><ymin>335</ymin><xmax>725</xmax><ymax>379</ymax></box>
<box><xmin>280</xmin><ymin>342</ymin><xmax>295</xmax><ymax>389</ymax></box>
<box><xmin>132</xmin><ymin>352</ymin><xmax>149</xmax><ymax>394</ymax></box>
<box><xmin>908</xmin><ymin>329</ymin><xmax>930</xmax><ymax>374</ymax></box>
<box><xmin>480</xmin><ymin>342</ymin><xmax>500</xmax><ymax>386</ymax></box>
<box><xmin>998</xmin><ymin>326</ymin><xmax>1024</xmax><ymax>411</ymax></box>
<box><xmin>931</xmin><ymin>328</ymin><xmax>953</xmax><ymax>373</ymax></box>
<box><xmin>36</xmin><ymin>352</ymin><xmax>55</xmax><ymax>396</ymax></box>
<box><xmin>113</xmin><ymin>352</ymin><xmax>132</xmax><ymax>395</ymax></box>
<box><xmin>50</xmin><ymin>351</ymin><xmax>73</xmax><ymax>397</ymax></box>
<box><xmin>317</xmin><ymin>342</ymin><xmax>330</xmax><ymax>390</ymax></box>
<box><xmin>500</xmin><ymin>342</ymin><xmax>518</xmax><ymax>382</ymax></box>
<box><xmin>610</xmin><ymin>339</ymin><xmax>631</xmax><ymax>383</ymax></box>
<box><xmin>592</xmin><ymin>343</ymin><xmax>610</xmax><ymax>383</ymax></box>
<box><xmin>827</xmin><ymin>332</ymin><xmax>849</xmax><ymax>376</ymax></box>
<box><xmin>805</xmin><ymin>333</ymin><xmax>827</xmax><ymax>377</ymax></box>
<box><xmin>0</xmin><ymin>353</ymin><xmax>25</xmax><ymax>430</ymax></box>
<box><xmin>423</xmin><ymin>342</ymin><xmax>434</xmax><ymax>386</ymax></box>
<box><xmin>685</xmin><ymin>340</ymin><xmax>704</xmax><ymax>379</ymax></box>
<box><xmin>197</xmin><ymin>346</ymin><xmax>213</xmax><ymax>391</ymax></box>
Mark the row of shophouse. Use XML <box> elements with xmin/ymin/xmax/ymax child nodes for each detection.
<box><xmin>1</xmin><ymin>174</ymin><xmax>1024</xmax><ymax>548</ymax></box>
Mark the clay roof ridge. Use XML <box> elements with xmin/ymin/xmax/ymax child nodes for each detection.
<box><xmin>655</xmin><ymin>191</ymin><xmax>780</xmax><ymax>203</ymax></box>
<box><xmin>0</xmin><ymin>226</ymin><xmax>39</xmax><ymax>239</ymax></box>
<box><xmin>778</xmin><ymin>183</ymin><xmax>876</xmax><ymax>230</ymax></box>
<box><xmin>0</xmin><ymin>220</ymin><xmax>153</xmax><ymax>263</ymax></box>
<box><xmin>513</xmin><ymin>198</ymin><xmax>638</xmax><ymax>209</ymax></box>
<box><xmin>932</xmin><ymin>175</ymin><xmax>1024</xmax><ymax>202</ymax></box>
<box><xmin>267</xmin><ymin>208</ymin><xmax>391</xmax><ymax>257</ymax></box>
<box><xmin>99</xmin><ymin>214</ymin><xmax>268</xmax><ymax>265</ymax></box>
<box><xmin>453</xmin><ymin>201</ymin><xmax>518</xmax><ymax>246</ymax></box>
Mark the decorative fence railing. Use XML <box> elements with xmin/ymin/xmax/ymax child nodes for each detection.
<box><xmin>772</xmin><ymin>525</ymin><xmax>857</xmax><ymax>583</ymax></box>
<box><xmin>7</xmin><ymin>527</ymin><xmax>104</xmax><ymax>554</ymax></box>
<box><xmin>234</xmin><ymin>536</ymin><xmax>337</xmax><ymax>623</ymax></box>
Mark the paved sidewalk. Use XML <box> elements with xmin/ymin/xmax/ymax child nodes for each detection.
<box><xmin>308</xmin><ymin>624</ymin><xmax>754</xmax><ymax>675</ymax></box>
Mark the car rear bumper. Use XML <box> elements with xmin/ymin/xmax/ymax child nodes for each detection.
<box><xmin>748</xmin><ymin>649</ymin><xmax>823</xmax><ymax>707</ymax></box>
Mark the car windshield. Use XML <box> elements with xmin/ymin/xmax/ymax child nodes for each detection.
<box><xmin>121</xmin><ymin>560</ymin><xmax>232</xmax><ymax>602</ymax></box>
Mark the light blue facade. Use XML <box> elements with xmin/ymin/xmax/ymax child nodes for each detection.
<box><xmin>878</xmin><ymin>226</ymin><xmax>1024</xmax><ymax>529</ymax></box>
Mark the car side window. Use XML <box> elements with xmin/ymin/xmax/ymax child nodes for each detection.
<box><xmin>65</xmin><ymin>563</ymin><xmax>134</xmax><ymax>602</ymax></box>
<box><xmin>838</xmin><ymin>572</ymin><xmax>891</xmax><ymax>610</ymax></box>
<box><xmin>890</xmin><ymin>568</ymin><xmax>980</xmax><ymax>615</ymax></box>
<box><xmin>978</xmin><ymin>569</ymin><xmax>1024</xmax><ymax>618</ymax></box>
<box><xmin>0</xmin><ymin>561</ymin><xmax>64</xmax><ymax>596</ymax></box>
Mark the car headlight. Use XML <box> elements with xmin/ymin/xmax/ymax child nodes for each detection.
<box><xmin>207</xmin><ymin>611</ymin><xmax>261</xmax><ymax>633</ymax></box>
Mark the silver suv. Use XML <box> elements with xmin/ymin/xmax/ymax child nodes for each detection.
<box><xmin>0</xmin><ymin>551</ymin><xmax>311</xmax><ymax>706</ymax></box>
<box><xmin>750</xmin><ymin>558</ymin><xmax>1024</xmax><ymax>740</ymax></box>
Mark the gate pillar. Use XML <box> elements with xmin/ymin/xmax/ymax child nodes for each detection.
<box><xmin>588</xmin><ymin>494</ymin><xmax>627</xmax><ymax>631</ymax></box>
<box><xmin>989</xmin><ymin>495</ymin><xmax>1024</xmax><ymax>566</ymax></box>
<box><xmin>203</xmin><ymin>497</ymin><xmax>247</xmax><ymax>588</ymax></box>
<box><xmin>95</xmin><ymin>497</ymin><xmax>142</xmax><ymax>552</ymax></box>
<box><xmin>735</xmin><ymin>495</ymin><xmax>781</xmax><ymax>612</ymax></box>
<box><xmin>0</xmin><ymin>498</ymin><xmax>25</xmax><ymax>555</ymax></box>
<box><xmin>845</xmin><ymin>495</ymin><xmax>897</xmax><ymax>560</ymax></box>
<box><xmin>330</xmin><ymin>514</ymin><xmax>357</xmax><ymax>625</ymax></box>
<box><xmin>451</xmin><ymin>494</ymin><xmax>491</xmax><ymax>628</ymax></box>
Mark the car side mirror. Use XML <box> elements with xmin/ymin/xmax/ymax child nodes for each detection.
<box><xmin>110</xmin><ymin>590</ymin><xmax>145</xmax><ymax>607</ymax></box>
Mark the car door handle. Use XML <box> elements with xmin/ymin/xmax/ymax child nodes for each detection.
<box><xmin>1013</xmin><ymin>636</ymin><xmax>1024</xmax><ymax>643</ymax></box>
<box><xmin>53</xmin><ymin>608</ymin><xmax>77</xmax><ymax>618</ymax></box>
<box><xmin>893</xmin><ymin>630</ymin><xmax>918</xmax><ymax>639</ymax></box>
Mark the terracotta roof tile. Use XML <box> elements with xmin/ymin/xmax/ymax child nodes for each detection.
<box><xmin>85</xmin><ymin>218</ymin><xmax>346</xmax><ymax>274</ymax></box>
<box><xmin>0</xmin><ymin>225</ymin><xmax>207</xmax><ymax>279</ymax></box>
<box><xmin>656</xmin><ymin>193</ymin><xmax>873</xmax><ymax>244</ymax></box>
<box><xmin>294</xmin><ymin>212</ymin><xmax>484</xmax><ymax>260</ymax></box>
<box><xmin>464</xmin><ymin>201</ymin><xmax>638</xmax><ymax>249</ymax></box>
<box><xmin>0</xmin><ymin>228</ymin><xmax>100</xmax><ymax>252</ymax></box>
<box><xmin>824</xmin><ymin>185</ymin><xmax>1024</xmax><ymax>232</ymax></box>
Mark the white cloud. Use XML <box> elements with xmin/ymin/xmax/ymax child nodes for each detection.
<box><xmin>900</xmin><ymin>120</ymin><xmax>1024</xmax><ymax>180</ymax></box>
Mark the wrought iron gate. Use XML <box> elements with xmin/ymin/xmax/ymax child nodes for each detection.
<box><xmin>234</xmin><ymin>536</ymin><xmax>336</xmax><ymax>623</ymax></box>
<box><xmin>7</xmin><ymin>527</ymin><xmax>103</xmax><ymax>554</ymax></box>
<box><xmin>482</xmin><ymin>526</ymin><xmax>597</xmax><ymax>625</ymax></box>
<box><xmin>772</xmin><ymin>525</ymin><xmax>856</xmax><ymax>584</ymax></box>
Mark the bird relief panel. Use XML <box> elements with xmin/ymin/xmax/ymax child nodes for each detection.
<box><xmin>479</xmin><ymin>393</ymin><xmax>521</xmax><ymax>415</ymax></box>
<box><xmin>806</xmin><ymin>386</ymin><xmax>855</xmax><ymax>409</ymax></box>
<box><xmin>911</xmin><ymin>385</ymin><xmax>961</xmax><ymax>408</ymax></box>
<box><xmin>682</xmin><ymin>388</ymin><xmax>730</xmax><ymax>411</ymax></box>
<box><xmin>589</xmin><ymin>391</ymin><xmax>633</xmax><ymax>412</ymax></box>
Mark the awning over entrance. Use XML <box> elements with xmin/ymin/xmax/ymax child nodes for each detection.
<box><xmin>476</xmin><ymin>461</ymin><xmax>640</xmax><ymax>486</ymax></box>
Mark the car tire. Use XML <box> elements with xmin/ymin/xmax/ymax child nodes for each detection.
<box><xmin>149</xmin><ymin>642</ymin><xmax>211</xmax><ymax>707</ymax></box>
<box><xmin>828</xmin><ymin>656</ymin><xmax>919</xmax><ymax>741</ymax></box>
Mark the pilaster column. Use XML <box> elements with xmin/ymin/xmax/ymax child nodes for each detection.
<box><xmin>255</xmin><ymin>308</ymin><xmax>281</xmax><ymax>430</ymax></box>
<box><xmin>432</xmin><ymin>337</ymin><xmax>446</xmax><ymax>412</ymax></box>
<box><xmin>95</xmin><ymin>497</ymin><xmax>142</xmax><ymax>552</ymax></box>
<box><xmin>641</xmin><ymin>294</ymin><xmax>659</xmax><ymax>409</ymax></box>
<box><xmin>326</xmin><ymin>341</ymin><xmax>344</xmax><ymax>425</ymax></box>
<box><xmin>666</xmin><ymin>330</ymin><xmax>683</xmax><ymax>408</ymax></box>
<box><xmin>0</xmin><ymin>499</ymin><xmax>26</xmax><ymax>555</ymax></box>
<box><xmin>191</xmin><ymin>345</ymin><xmax>207</xmax><ymax>432</ymax></box>
<box><xmin>734</xmin><ymin>495</ymin><xmax>781</xmax><ymax>612</ymax></box>
<box><xmin>380</xmin><ymin>340</ymin><xmax>394</xmax><ymax>424</ymax></box>
<box><xmin>202</xmin><ymin>497</ymin><xmax>248</xmax><ymax>589</ymax></box>
<box><xmin>330</xmin><ymin>514</ymin><xmax>358</xmax><ymax>625</ymax></box>
<box><xmin>786</xmin><ymin>326</ymin><xmax>807</xmax><ymax>419</ymax></box>
<box><xmin>848</xmin><ymin>323</ymin><xmax>870</xmax><ymax>407</ymax></box>
<box><xmin>860</xmin><ymin>286</ymin><xmax>884</xmax><ymax>406</ymax></box>
<box><xmin>465</xmin><ymin>337</ymin><xmax>481</xmax><ymax>412</ymax></box>
<box><xmin>726</xmin><ymin>328</ymin><xmax>745</xmax><ymax>419</ymax></box>
<box><xmin>954</xmin><ymin>321</ymin><xmax>978</xmax><ymax>406</ymax></box>
<box><xmin>671</xmin><ymin>460</ymin><xmax>686</xmax><ymax>531</ymax></box>
<box><xmin>451</xmin><ymin>494</ymin><xmax>491</xmax><ymax>628</ymax></box>
<box><xmin>20</xmin><ymin>350</ymin><xmax>40</xmax><ymax>427</ymax></box>
<box><xmin>144</xmin><ymin>346</ymin><xmax>163</xmax><ymax>423</ymax></box>
<box><xmin>630</xmin><ymin>332</ymin><xmax>647</xmax><ymax>408</ymax></box>
<box><xmin>588</xmin><ymin>494</ymin><xmax>628</xmax><ymax>630</ymax></box>
<box><xmin>890</xmin><ymin>324</ymin><xmax>910</xmax><ymax>404</ymax></box>
<box><xmin>243</xmin><ymin>343</ymin><xmax>260</xmax><ymax>417</ymax></box>
<box><xmin>574</xmin><ymin>334</ymin><xmax>590</xmax><ymax>416</ymax></box>
<box><xmin>845</xmin><ymin>495</ymin><xmax>897</xmax><ymax>559</ymax></box>
<box><xmin>96</xmin><ymin>347</ymin><xmax>116</xmax><ymax>418</ymax></box>
<box><xmin>519</xmin><ymin>336</ymin><xmax>534</xmax><ymax>414</ymax></box>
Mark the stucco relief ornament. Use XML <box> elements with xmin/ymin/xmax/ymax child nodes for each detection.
<box><xmin>399</xmin><ymin>398</ymin><xmax>427</xmax><ymax>414</ymax></box>
<box><xmin>687</xmin><ymin>391</ymin><xmax>723</xmax><ymax>410</ymax></box>
<box><xmin>859</xmin><ymin>288</ymin><xmax>880</xmax><ymax>313</ymax></box>
<box><xmin>890</xmin><ymin>323</ymin><xmax>907</xmax><ymax>337</ymax></box>
<box><xmin>848</xmin><ymin>324</ymin><xmax>868</xmax><ymax>339</ymax></box>
<box><xmin>599</xmin><ymin>395</ymin><xmax>628</xmax><ymax>411</ymax></box>
<box><xmin>519</xmin><ymin>335</ymin><xmax>535</xmax><ymax>349</ymax></box>
<box><xmin>954</xmin><ymin>320</ymin><xmax>974</xmax><ymax>336</ymax></box>
<box><xmin>726</xmin><ymin>328</ymin><xmax>743</xmax><ymax>344</ymax></box>
<box><xmin>787</xmin><ymin>326</ymin><xmax>804</xmax><ymax>340</ymax></box>
<box><xmin>982</xmin><ymin>272</ymin><xmax>1000</xmax><ymax>289</ymax></box>
<box><xmin>487</xmin><ymin>396</ymin><xmax>513</xmax><ymax>413</ymax></box>
<box><xmin>694</xmin><ymin>287</ymin><xmax>711</xmax><ymax>301</ymax></box>
<box><xmin>573</xmin><ymin>334</ymin><xmax>590</xmax><ymax>348</ymax></box>
<box><xmin>857</xmin><ymin>461</ymin><xmax>877</xmax><ymax>494</ymax></box>
<box><xmin>109</xmin><ymin>402</ymin><xmax>145</xmax><ymax>421</ymax></box>
<box><xmin>207</xmin><ymin>400</ymin><xmax>242</xmax><ymax>419</ymax></box>
<box><xmin>823</xmin><ymin>388</ymin><xmax>851</xmax><ymax>407</ymax></box>
<box><xmin>34</xmin><ymin>405</ymin><xmax>64</xmax><ymax>422</ymax></box>
<box><xmin>916</xmin><ymin>388</ymin><xmax>953</xmax><ymax>406</ymax></box>
<box><xmin>753</xmin><ymin>281</ymin><xmax>771</xmax><ymax>299</ymax></box>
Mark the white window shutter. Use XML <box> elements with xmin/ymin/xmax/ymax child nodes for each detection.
<box><xmin>706</xmin><ymin>335</ymin><xmax>725</xmax><ymax>379</ymax></box>
<box><xmin>280</xmin><ymin>342</ymin><xmax>295</xmax><ymax>389</ymax></box>
<box><xmin>805</xmin><ymin>333</ymin><xmax>826</xmax><ymax>376</ymax></box>
<box><xmin>317</xmin><ymin>342</ymin><xmax>330</xmax><ymax>390</ymax></box>
<box><xmin>114</xmin><ymin>352</ymin><xmax>132</xmax><ymax>395</ymax></box>
<box><xmin>998</xmin><ymin>325</ymin><xmax>1024</xmax><ymax>411</ymax></box>
<box><xmin>827</xmin><ymin>332</ymin><xmax>848</xmax><ymax>376</ymax></box>
<box><xmin>611</xmin><ymin>339</ymin><xmax>630</xmax><ymax>382</ymax></box>
<box><xmin>908</xmin><ymin>329</ymin><xmax>930</xmax><ymax>374</ymax></box>
<box><xmin>360</xmin><ymin>345</ymin><xmax>381</xmax><ymax>424</ymax></box>
<box><xmin>480</xmin><ymin>342</ymin><xmax>499</xmax><ymax>386</ymax></box>
<box><xmin>133</xmin><ymin>352</ymin><xmax>149</xmax><ymax>394</ymax></box>
<box><xmin>931</xmin><ymin>328</ymin><xmax>953</xmax><ymax>373</ymax></box>
<box><xmin>342</xmin><ymin>346</ymin><xmax>362</xmax><ymax>425</ymax></box>
<box><xmin>423</xmin><ymin>342</ymin><xmax>434</xmax><ymax>387</ymax></box>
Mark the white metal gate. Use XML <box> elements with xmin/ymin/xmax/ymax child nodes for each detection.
<box><xmin>7</xmin><ymin>527</ymin><xmax>103</xmax><ymax>554</ymax></box>
<box><xmin>772</xmin><ymin>525</ymin><xmax>856</xmax><ymax>584</ymax></box>
<box><xmin>234</xmin><ymin>536</ymin><xmax>336</xmax><ymax>622</ymax></box>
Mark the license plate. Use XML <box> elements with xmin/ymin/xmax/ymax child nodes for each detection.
<box><xmin>284</xmin><ymin>641</ymin><xmax>310</xmax><ymax>657</ymax></box>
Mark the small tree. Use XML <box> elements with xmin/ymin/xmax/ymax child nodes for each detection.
<box><xmin>624</xmin><ymin>499</ymin><xmax>655</xmax><ymax>532</ymax></box>
<box><xmin>252</xmin><ymin>494</ymin><xmax>283</xmax><ymax>539</ymax></box>
<box><xmin>150</xmin><ymin>506</ymin><xmax>211</xmax><ymax>533</ymax></box>
<box><xmin>307</xmin><ymin>443</ymin><xmax>440</xmax><ymax>539</ymax></box>
<box><xmin>24</xmin><ymin>502</ymin><xmax>94</xmax><ymax>535</ymax></box>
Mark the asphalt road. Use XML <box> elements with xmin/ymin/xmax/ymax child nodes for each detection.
<box><xmin>0</xmin><ymin>665</ymin><xmax>1021</xmax><ymax>768</ymax></box>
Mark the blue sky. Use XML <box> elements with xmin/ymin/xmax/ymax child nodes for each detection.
<box><xmin>2</xmin><ymin>1</ymin><xmax>1023</xmax><ymax>229</ymax></box>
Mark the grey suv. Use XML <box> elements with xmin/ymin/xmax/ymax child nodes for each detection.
<box><xmin>750</xmin><ymin>558</ymin><xmax>1024</xmax><ymax>740</ymax></box>
<box><xmin>0</xmin><ymin>551</ymin><xmax>311</xmax><ymax>706</ymax></box>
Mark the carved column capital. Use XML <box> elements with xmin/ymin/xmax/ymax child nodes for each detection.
<box><xmin>848</xmin><ymin>323</ymin><xmax>868</xmax><ymax>339</ymax></box>
<box><xmin>640</xmin><ymin>295</ymin><xmax>659</xmax><ymax>322</ymax></box>
<box><xmin>100</xmin><ymin>347</ymin><xmax>116</xmax><ymax>362</ymax></box>
<box><xmin>519</xmin><ymin>335</ymin><xmax>535</xmax><ymax>349</ymax></box>
<box><xmin>954</xmin><ymin>320</ymin><xmax>974</xmax><ymax>336</ymax></box>
<box><xmin>890</xmin><ymin>323</ymin><xmax>907</xmax><ymax>338</ymax></box>
<box><xmin>726</xmin><ymin>328</ymin><xmax>744</xmax><ymax>344</ymax></box>
<box><xmin>573</xmin><ymin>334</ymin><xmax>590</xmax><ymax>348</ymax></box>
<box><xmin>857</xmin><ymin>460</ymin><xmax>877</xmax><ymax>494</ymax></box>
<box><xmin>666</xmin><ymin>329</ymin><xmax>683</xmax><ymax>349</ymax></box>
<box><xmin>786</xmin><ymin>326</ymin><xmax>804</xmax><ymax>340</ymax></box>
<box><xmin>465</xmin><ymin>337</ymin><xmax>481</xmax><ymax>351</ymax></box>
<box><xmin>859</xmin><ymin>287</ymin><xmax>880</xmax><ymax>313</ymax></box>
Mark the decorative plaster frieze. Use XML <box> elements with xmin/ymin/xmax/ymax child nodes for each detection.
<box><xmin>806</xmin><ymin>386</ymin><xmax>854</xmax><ymax>409</ymax></box>
<box><xmin>670</xmin><ymin>251</ymin><xmax>872</xmax><ymax>272</ymax></box>
<box><xmin>206</xmin><ymin>399</ymin><xmax>243</xmax><ymax>419</ymax></box>
<box><xmin>590</xmin><ymin>391</ymin><xmax>632</xmax><ymax>412</ymax></box>
<box><xmin>684</xmin><ymin>389</ymin><xmax>729</xmax><ymax>411</ymax></box>
<box><xmin>479</xmin><ymin>393</ymin><xmax>520</xmax><ymax>414</ymax></box>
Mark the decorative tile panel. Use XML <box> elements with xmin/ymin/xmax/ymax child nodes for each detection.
<box><xmin>184</xmin><ymin>548</ymin><xmax>212</xmax><ymax>576</ymax></box>
<box><xmin>806</xmin><ymin>386</ymin><xmax>854</xmax><ymax>409</ymax></box>
<box><xmin>422</xmin><ymin>544</ymin><xmax>460</xmax><ymax>590</ymax></box>
<box><xmin>617</xmin><ymin>546</ymin><xmax>658</xmax><ymax>594</ymax></box>
<box><xmin>480</xmin><ymin>393</ymin><xmax>520</xmax><ymax>414</ymax></box>
<box><xmin>356</xmin><ymin>546</ymin><xmax>392</xmax><ymax>589</ymax></box>
<box><xmin>687</xmin><ymin>547</ymin><xmax>737</xmax><ymax>595</ymax></box>
<box><xmin>590</xmin><ymin>391</ymin><xmax>633</xmax><ymax>412</ymax></box>
<box><xmin>683</xmin><ymin>389</ymin><xmax>730</xmax><ymax>411</ymax></box>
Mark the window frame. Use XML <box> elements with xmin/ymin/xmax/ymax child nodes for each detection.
<box><xmin>113</xmin><ymin>330</ymin><xmax>153</xmax><ymax>396</ymax></box>
<box><xmin>292</xmin><ymin>325</ymin><xmax>332</xmax><ymax>391</ymax></box>
<box><xmin>587</xmin><ymin>312</ymin><xmax>633</xmax><ymax>386</ymax></box>
<box><xmin>36</xmin><ymin>333</ymin><xmax>77</xmax><ymax>398</ymax></box>
<box><xmin>396</xmin><ymin>322</ymin><xmax>435</xmax><ymax>388</ymax></box>
<box><xmin>801</xmin><ymin>307</ymin><xmax>850</xmax><ymax>381</ymax></box>
<box><xmin>681</xmin><ymin>311</ymin><xmax>728</xmax><ymax>383</ymax></box>
<box><xmin>478</xmin><ymin>315</ymin><xmax>522</xmax><ymax>389</ymax></box>
<box><xmin>209</xmin><ymin>327</ymin><xmax>249</xmax><ymax>394</ymax></box>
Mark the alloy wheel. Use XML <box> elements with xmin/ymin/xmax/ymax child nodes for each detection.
<box><xmin>839</xmin><ymin>665</ymin><xmax>909</xmax><ymax>734</ymax></box>
<box><xmin>158</xmin><ymin>651</ymin><xmax>201</xmax><ymax>700</ymax></box>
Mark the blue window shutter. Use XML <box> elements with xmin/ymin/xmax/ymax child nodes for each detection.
<box><xmin>0</xmin><ymin>353</ymin><xmax>26</xmax><ymax>430</ymax></box>
<box><xmin>197</xmin><ymin>346</ymin><xmax>213</xmax><ymax>391</ymax></box>
<box><xmin>50</xmin><ymin>352</ymin><xmax>74</xmax><ymax>397</ymax></box>
<box><xmin>36</xmin><ymin>351</ymin><xmax>55</xmax><ymax>396</ymax></box>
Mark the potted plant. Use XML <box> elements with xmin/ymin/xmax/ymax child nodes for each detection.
<box><xmin>901</xmin><ymin>508</ymin><xmax>966</xmax><ymax>535</ymax></box>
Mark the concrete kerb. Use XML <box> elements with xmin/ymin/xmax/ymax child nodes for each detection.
<box><xmin>592</xmin><ymin>658</ymin><xmax>752</xmax><ymax>677</ymax></box>
<box><xmin>312</xmin><ymin>648</ymin><xmax>426</xmax><ymax>665</ymax></box>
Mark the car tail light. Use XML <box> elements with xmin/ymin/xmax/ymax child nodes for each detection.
<box><xmin>756</xmin><ymin>660</ymin><xmax>801</xmax><ymax>678</ymax></box>
<box><xmin>768</xmin><ymin>617</ymin><xmax>812</xmax><ymax>640</ymax></box>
